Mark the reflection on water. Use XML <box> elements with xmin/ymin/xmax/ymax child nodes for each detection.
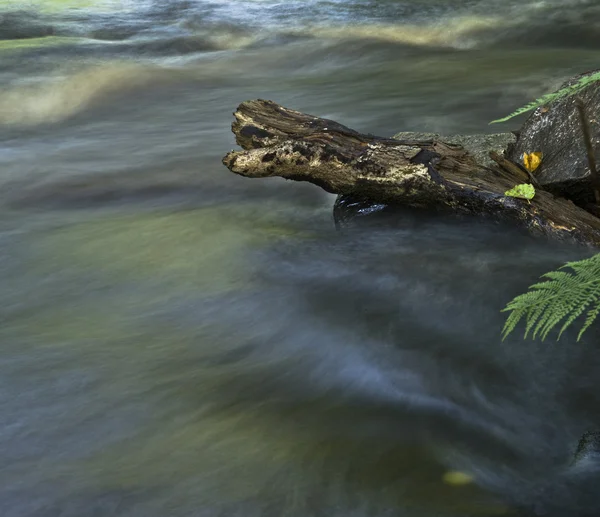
<box><xmin>1</xmin><ymin>0</ymin><xmax>600</xmax><ymax>516</ymax></box>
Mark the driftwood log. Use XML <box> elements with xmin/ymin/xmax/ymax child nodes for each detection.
<box><xmin>222</xmin><ymin>100</ymin><xmax>600</xmax><ymax>247</ymax></box>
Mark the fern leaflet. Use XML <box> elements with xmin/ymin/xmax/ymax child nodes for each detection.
<box><xmin>502</xmin><ymin>253</ymin><xmax>600</xmax><ymax>341</ymax></box>
<box><xmin>490</xmin><ymin>70</ymin><xmax>600</xmax><ymax>124</ymax></box>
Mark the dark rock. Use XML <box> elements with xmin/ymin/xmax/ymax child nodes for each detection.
<box><xmin>333</xmin><ymin>195</ymin><xmax>393</xmax><ymax>228</ymax></box>
<box><xmin>393</xmin><ymin>131</ymin><xmax>516</xmax><ymax>168</ymax></box>
<box><xmin>573</xmin><ymin>431</ymin><xmax>600</xmax><ymax>466</ymax></box>
<box><xmin>507</xmin><ymin>69</ymin><xmax>600</xmax><ymax>207</ymax></box>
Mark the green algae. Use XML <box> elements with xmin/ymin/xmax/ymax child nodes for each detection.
<box><xmin>35</xmin><ymin>205</ymin><xmax>304</xmax><ymax>296</ymax></box>
<box><xmin>3</xmin><ymin>0</ymin><xmax>126</xmax><ymax>14</ymax></box>
<box><xmin>80</xmin><ymin>411</ymin><xmax>510</xmax><ymax>516</ymax></box>
<box><xmin>0</xmin><ymin>36</ymin><xmax>81</xmax><ymax>52</ymax></box>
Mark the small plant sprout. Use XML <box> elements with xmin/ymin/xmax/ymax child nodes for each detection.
<box><xmin>504</xmin><ymin>183</ymin><xmax>536</xmax><ymax>203</ymax></box>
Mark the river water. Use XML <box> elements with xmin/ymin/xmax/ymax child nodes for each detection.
<box><xmin>2</xmin><ymin>1</ymin><xmax>600</xmax><ymax>516</ymax></box>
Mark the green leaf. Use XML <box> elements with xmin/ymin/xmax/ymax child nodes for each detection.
<box><xmin>504</xmin><ymin>183</ymin><xmax>535</xmax><ymax>200</ymax></box>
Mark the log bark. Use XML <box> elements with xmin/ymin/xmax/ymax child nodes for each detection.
<box><xmin>222</xmin><ymin>99</ymin><xmax>600</xmax><ymax>247</ymax></box>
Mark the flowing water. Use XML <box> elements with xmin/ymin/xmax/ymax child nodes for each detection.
<box><xmin>2</xmin><ymin>1</ymin><xmax>600</xmax><ymax>516</ymax></box>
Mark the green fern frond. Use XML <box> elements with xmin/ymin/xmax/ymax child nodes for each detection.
<box><xmin>502</xmin><ymin>253</ymin><xmax>600</xmax><ymax>341</ymax></box>
<box><xmin>580</xmin><ymin>301</ymin><xmax>600</xmax><ymax>340</ymax></box>
<box><xmin>490</xmin><ymin>93</ymin><xmax>561</xmax><ymax>124</ymax></box>
<box><xmin>490</xmin><ymin>70</ymin><xmax>600</xmax><ymax>124</ymax></box>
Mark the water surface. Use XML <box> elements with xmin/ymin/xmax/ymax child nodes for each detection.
<box><xmin>2</xmin><ymin>1</ymin><xmax>600</xmax><ymax>516</ymax></box>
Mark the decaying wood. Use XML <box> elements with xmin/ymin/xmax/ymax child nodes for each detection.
<box><xmin>222</xmin><ymin>99</ymin><xmax>600</xmax><ymax>247</ymax></box>
<box><xmin>489</xmin><ymin>151</ymin><xmax>540</xmax><ymax>188</ymax></box>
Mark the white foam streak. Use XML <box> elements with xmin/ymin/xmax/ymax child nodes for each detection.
<box><xmin>0</xmin><ymin>64</ymin><xmax>159</xmax><ymax>126</ymax></box>
<box><xmin>308</xmin><ymin>16</ymin><xmax>503</xmax><ymax>49</ymax></box>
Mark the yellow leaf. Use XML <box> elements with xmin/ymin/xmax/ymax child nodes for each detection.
<box><xmin>442</xmin><ymin>471</ymin><xmax>474</xmax><ymax>486</ymax></box>
<box><xmin>523</xmin><ymin>152</ymin><xmax>543</xmax><ymax>172</ymax></box>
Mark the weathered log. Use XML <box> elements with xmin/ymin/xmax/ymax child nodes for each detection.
<box><xmin>222</xmin><ymin>99</ymin><xmax>600</xmax><ymax>247</ymax></box>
